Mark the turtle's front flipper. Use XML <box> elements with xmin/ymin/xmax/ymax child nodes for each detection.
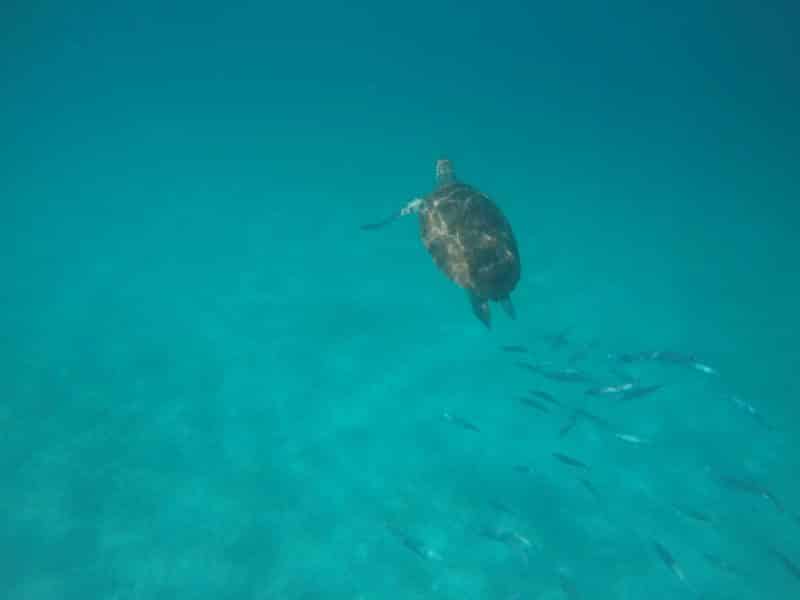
<box><xmin>468</xmin><ymin>289</ymin><xmax>491</xmax><ymax>329</ymax></box>
<box><xmin>500</xmin><ymin>296</ymin><xmax>516</xmax><ymax>320</ymax></box>
<box><xmin>360</xmin><ymin>198</ymin><xmax>424</xmax><ymax>231</ymax></box>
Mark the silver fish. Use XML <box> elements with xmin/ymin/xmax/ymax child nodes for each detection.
<box><xmin>559</xmin><ymin>411</ymin><xmax>580</xmax><ymax>437</ymax></box>
<box><xmin>521</xmin><ymin>362</ymin><xmax>593</xmax><ymax>383</ymax></box>
<box><xmin>621</xmin><ymin>383</ymin><xmax>663</xmax><ymax>401</ymax></box>
<box><xmin>541</xmin><ymin>367</ymin><xmax>593</xmax><ymax>383</ymax></box>
<box><xmin>727</xmin><ymin>394</ymin><xmax>774</xmax><ymax>430</ymax></box>
<box><xmin>579</xmin><ymin>478</ymin><xmax>602</xmax><ymax>504</ymax></box>
<box><xmin>703</xmin><ymin>552</ymin><xmax>745</xmax><ymax>577</ymax></box>
<box><xmin>614</xmin><ymin>432</ymin><xmax>651</xmax><ymax>445</ymax></box>
<box><xmin>552</xmin><ymin>452</ymin><xmax>589</xmax><ymax>470</ymax></box>
<box><xmin>652</xmin><ymin>540</ymin><xmax>697</xmax><ymax>593</ymax></box>
<box><xmin>558</xmin><ymin>566</ymin><xmax>580</xmax><ymax>600</ymax></box>
<box><xmin>478</xmin><ymin>525</ymin><xmax>534</xmax><ymax>565</ymax></box>
<box><xmin>585</xmin><ymin>382</ymin><xmax>634</xmax><ymax>396</ymax></box>
<box><xmin>713</xmin><ymin>473</ymin><xmax>784</xmax><ymax>513</ymax></box>
<box><xmin>518</xmin><ymin>396</ymin><xmax>551</xmax><ymax>413</ymax></box>
<box><xmin>575</xmin><ymin>408</ymin><xmax>615</xmax><ymax>431</ymax></box>
<box><xmin>502</xmin><ymin>345</ymin><xmax>529</xmax><ymax>354</ymax></box>
<box><xmin>385</xmin><ymin>522</ymin><xmax>442</xmax><ymax>561</ymax></box>
<box><xmin>672</xmin><ymin>503</ymin><xmax>714</xmax><ymax>523</ymax></box>
<box><xmin>529</xmin><ymin>389</ymin><xmax>560</xmax><ymax>405</ymax></box>
<box><xmin>768</xmin><ymin>546</ymin><xmax>800</xmax><ymax>582</ymax></box>
<box><xmin>692</xmin><ymin>361</ymin><xmax>718</xmax><ymax>375</ymax></box>
<box><xmin>441</xmin><ymin>411</ymin><xmax>480</xmax><ymax>433</ymax></box>
<box><xmin>543</xmin><ymin>329</ymin><xmax>570</xmax><ymax>350</ymax></box>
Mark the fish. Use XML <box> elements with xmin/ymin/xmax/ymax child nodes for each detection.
<box><xmin>652</xmin><ymin>540</ymin><xmax>696</xmax><ymax>592</ymax></box>
<box><xmin>621</xmin><ymin>383</ymin><xmax>663</xmax><ymax>401</ymax></box>
<box><xmin>559</xmin><ymin>411</ymin><xmax>581</xmax><ymax>437</ymax></box>
<box><xmin>653</xmin><ymin>540</ymin><xmax>678</xmax><ymax>570</ymax></box>
<box><xmin>672</xmin><ymin>503</ymin><xmax>714</xmax><ymax>523</ymax></box>
<box><xmin>557</xmin><ymin>408</ymin><xmax>615</xmax><ymax>436</ymax></box>
<box><xmin>385</xmin><ymin>522</ymin><xmax>442</xmax><ymax>561</ymax></box>
<box><xmin>651</xmin><ymin>350</ymin><xmax>696</xmax><ymax>365</ymax></box>
<box><xmin>360</xmin><ymin>214</ymin><xmax>402</xmax><ymax>230</ymax></box>
<box><xmin>543</xmin><ymin>329</ymin><xmax>570</xmax><ymax>350</ymax></box>
<box><xmin>502</xmin><ymin>345</ymin><xmax>528</xmax><ymax>353</ymax></box>
<box><xmin>558</xmin><ymin>566</ymin><xmax>580</xmax><ymax>600</ymax></box>
<box><xmin>489</xmin><ymin>499</ymin><xmax>517</xmax><ymax>516</ymax></box>
<box><xmin>529</xmin><ymin>389</ymin><xmax>560</xmax><ymax>405</ymax></box>
<box><xmin>514</xmin><ymin>464</ymin><xmax>533</xmax><ymax>474</ymax></box>
<box><xmin>478</xmin><ymin>525</ymin><xmax>534</xmax><ymax>549</ymax></box>
<box><xmin>520</xmin><ymin>362</ymin><xmax>593</xmax><ymax>383</ymax></box>
<box><xmin>552</xmin><ymin>452</ymin><xmax>589</xmax><ymax>470</ymax></box>
<box><xmin>441</xmin><ymin>411</ymin><xmax>480</xmax><ymax>433</ymax></box>
<box><xmin>478</xmin><ymin>525</ymin><xmax>534</xmax><ymax>565</ymax></box>
<box><xmin>568</xmin><ymin>349</ymin><xmax>589</xmax><ymax>365</ymax></box>
<box><xmin>519</xmin><ymin>396</ymin><xmax>551</xmax><ymax>413</ymax></box>
<box><xmin>692</xmin><ymin>361</ymin><xmax>718</xmax><ymax>375</ymax></box>
<box><xmin>713</xmin><ymin>473</ymin><xmax>784</xmax><ymax>513</ymax></box>
<box><xmin>613</xmin><ymin>432</ymin><xmax>651</xmax><ymax>445</ymax></box>
<box><xmin>703</xmin><ymin>552</ymin><xmax>745</xmax><ymax>576</ymax></box>
<box><xmin>768</xmin><ymin>546</ymin><xmax>800</xmax><ymax>582</ymax></box>
<box><xmin>609</xmin><ymin>351</ymin><xmax>654</xmax><ymax>364</ymax></box>
<box><xmin>585</xmin><ymin>382</ymin><xmax>634</xmax><ymax>396</ymax></box>
<box><xmin>579</xmin><ymin>478</ymin><xmax>602</xmax><ymax>503</ymax></box>
<box><xmin>515</xmin><ymin>361</ymin><xmax>540</xmax><ymax>373</ymax></box>
<box><xmin>609</xmin><ymin>366</ymin><xmax>638</xmax><ymax>383</ymax></box>
<box><xmin>651</xmin><ymin>351</ymin><xmax>718</xmax><ymax>374</ymax></box>
<box><xmin>541</xmin><ymin>368</ymin><xmax>594</xmax><ymax>383</ymax></box>
<box><xmin>727</xmin><ymin>395</ymin><xmax>774</xmax><ymax>431</ymax></box>
<box><xmin>575</xmin><ymin>409</ymin><xmax>615</xmax><ymax>431</ymax></box>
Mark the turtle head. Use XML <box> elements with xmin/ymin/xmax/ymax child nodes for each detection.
<box><xmin>435</xmin><ymin>158</ymin><xmax>456</xmax><ymax>187</ymax></box>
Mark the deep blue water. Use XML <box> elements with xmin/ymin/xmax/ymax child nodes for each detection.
<box><xmin>2</xmin><ymin>1</ymin><xmax>799</xmax><ymax>598</ymax></box>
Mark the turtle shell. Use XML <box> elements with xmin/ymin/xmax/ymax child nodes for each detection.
<box><xmin>419</xmin><ymin>182</ymin><xmax>520</xmax><ymax>301</ymax></box>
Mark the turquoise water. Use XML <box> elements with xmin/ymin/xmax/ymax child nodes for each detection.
<box><xmin>2</xmin><ymin>2</ymin><xmax>799</xmax><ymax>598</ymax></box>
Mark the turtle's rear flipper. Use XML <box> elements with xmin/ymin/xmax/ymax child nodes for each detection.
<box><xmin>500</xmin><ymin>296</ymin><xmax>516</xmax><ymax>320</ymax></box>
<box><xmin>360</xmin><ymin>198</ymin><xmax>424</xmax><ymax>231</ymax></box>
<box><xmin>468</xmin><ymin>290</ymin><xmax>491</xmax><ymax>329</ymax></box>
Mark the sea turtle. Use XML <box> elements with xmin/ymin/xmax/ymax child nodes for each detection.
<box><xmin>361</xmin><ymin>158</ymin><xmax>521</xmax><ymax>328</ymax></box>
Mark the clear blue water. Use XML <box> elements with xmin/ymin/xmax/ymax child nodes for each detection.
<box><xmin>2</xmin><ymin>2</ymin><xmax>799</xmax><ymax>598</ymax></box>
